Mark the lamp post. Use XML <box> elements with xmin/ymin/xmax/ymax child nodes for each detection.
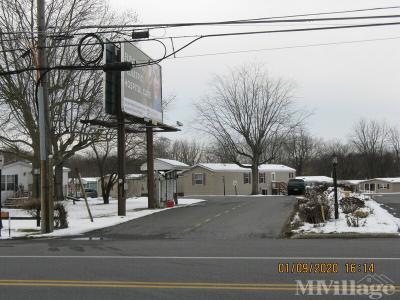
<box><xmin>332</xmin><ymin>154</ymin><xmax>339</xmax><ymax>219</ymax></box>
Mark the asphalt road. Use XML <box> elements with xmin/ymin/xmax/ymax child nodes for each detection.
<box><xmin>372</xmin><ymin>194</ymin><xmax>400</xmax><ymax>218</ymax></box>
<box><xmin>0</xmin><ymin>195</ymin><xmax>399</xmax><ymax>300</ymax></box>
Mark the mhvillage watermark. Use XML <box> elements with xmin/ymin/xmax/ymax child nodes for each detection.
<box><xmin>296</xmin><ymin>274</ymin><xmax>396</xmax><ymax>299</ymax></box>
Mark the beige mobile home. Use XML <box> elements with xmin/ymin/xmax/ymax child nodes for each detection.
<box><xmin>358</xmin><ymin>178</ymin><xmax>400</xmax><ymax>193</ymax></box>
<box><xmin>179</xmin><ymin>163</ymin><xmax>296</xmax><ymax>196</ymax></box>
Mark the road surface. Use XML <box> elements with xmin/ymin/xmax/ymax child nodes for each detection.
<box><xmin>0</xmin><ymin>195</ymin><xmax>399</xmax><ymax>299</ymax></box>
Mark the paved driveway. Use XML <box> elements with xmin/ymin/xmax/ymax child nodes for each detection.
<box><xmin>371</xmin><ymin>194</ymin><xmax>400</xmax><ymax>218</ymax></box>
<box><xmin>85</xmin><ymin>195</ymin><xmax>295</xmax><ymax>240</ymax></box>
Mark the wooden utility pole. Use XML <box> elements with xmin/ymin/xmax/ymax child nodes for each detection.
<box><xmin>117</xmin><ymin>109</ymin><xmax>126</xmax><ymax>216</ymax></box>
<box><xmin>116</xmin><ymin>59</ymin><xmax>126</xmax><ymax>216</ymax></box>
<box><xmin>146</xmin><ymin>124</ymin><xmax>156</xmax><ymax>209</ymax></box>
<box><xmin>37</xmin><ymin>0</ymin><xmax>53</xmax><ymax>233</ymax></box>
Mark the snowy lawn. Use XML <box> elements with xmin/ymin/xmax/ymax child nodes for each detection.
<box><xmin>293</xmin><ymin>193</ymin><xmax>400</xmax><ymax>235</ymax></box>
<box><xmin>0</xmin><ymin>197</ymin><xmax>205</xmax><ymax>239</ymax></box>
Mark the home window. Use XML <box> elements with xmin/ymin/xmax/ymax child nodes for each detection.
<box><xmin>1</xmin><ymin>175</ymin><xmax>4</xmax><ymax>191</ymax></box>
<box><xmin>194</xmin><ymin>173</ymin><xmax>204</xmax><ymax>185</ymax></box>
<box><xmin>271</xmin><ymin>172</ymin><xmax>276</xmax><ymax>182</ymax></box>
<box><xmin>243</xmin><ymin>173</ymin><xmax>251</xmax><ymax>184</ymax></box>
<box><xmin>259</xmin><ymin>173</ymin><xmax>265</xmax><ymax>184</ymax></box>
<box><xmin>6</xmin><ymin>175</ymin><xmax>15</xmax><ymax>191</ymax></box>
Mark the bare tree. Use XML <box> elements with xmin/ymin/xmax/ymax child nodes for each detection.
<box><xmin>282</xmin><ymin>127</ymin><xmax>316</xmax><ymax>176</ymax></box>
<box><xmin>350</xmin><ymin>119</ymin><xmax>388</xmax><ymax>178</ymax></box>
<box><xmin>170</xmin><ymin>139</ymin><xmax>203</xmax><ymax>165</ymax></box>
<box><xmin>0</xmin><ymin>0</ymin><xmax>137</xmax><ymax>201</ymax></box>
<box><xmin>90</xmin><ymin>128</ymin><xmax>145</xmax><ymax>204</ymax></box>
<box><xmin>196</xmin><ymin>63</ymin><xmax>307</xmax><ymax>194</ymax></box>
<box><xmin>389</xmin><ymin>126</ymin><xmax>400</xmax><ymax>173</ymax></box>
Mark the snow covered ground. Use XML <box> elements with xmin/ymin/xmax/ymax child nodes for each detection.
<box><xmin>0</xmin><ymin>197</ymin><xmax>205</xmax><ymax>239</ymax></box>
<box><xmin>293</xmin><ymin>193</ymin><xmax>400</xmax><ymax>235</ymax></box>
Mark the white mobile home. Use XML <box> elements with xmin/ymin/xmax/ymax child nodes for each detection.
<box><xmin>0</xmin><ymin>161</ymin><xmax>70</xmax><ymax>203</ymax></box>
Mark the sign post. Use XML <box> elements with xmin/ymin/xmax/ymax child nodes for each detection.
<box><xmin>103</xmin><ymin>42</ymin><xmax>163</xmax><ymax>210</ymax></box>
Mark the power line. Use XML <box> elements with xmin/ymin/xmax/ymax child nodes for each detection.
<box><xmin>97</xmin><ymin>14</ymin><xmax>400</xmax><ymax>29</ymax></box>
<box><xmin>170</xmin><ymin>36</ymin><xmax>400</xmax><ymax>59</ymax></box>
<box><xmin>1</xmin><ymin>19</ymin><xmax>400</xmax><ymax>55</ymax></box>
<box><xmin>3</xmin><ymin>20</ymin><xmax>400</xmax><ymax>72</ymax></box>
<box><xmin>202</xmin><ymin>20</ymin><xmax>400</xmax><ymax>38</ymax></box>
<box><xmin>2</xmin><ymin>5</ymin><xmax>400</xmax><ymax>35</ymax></box>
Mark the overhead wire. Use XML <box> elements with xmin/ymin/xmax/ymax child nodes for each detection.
<box><xmin>170</xmin><ymin>36</ymin><xmax>400</xmax><ymax>59</ymax></box>
<box><xmin>2</xmin><ymin>4</ymin><xmax>400</xmax><ymax>35</ymax></box>
<box><xmin>3</xmin><ymin>15</ymin><xmax>400</xmax><ymax>74</ymax></box>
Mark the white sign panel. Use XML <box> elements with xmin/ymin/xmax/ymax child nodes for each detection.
<box><xmin>121</xmin><ymin>43</ymin><xmax>162</xmax><ymax>123</ymax></box>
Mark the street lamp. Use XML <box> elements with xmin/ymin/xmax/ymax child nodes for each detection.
<box><xmin>332</xmin><ymin>154</ymin><xmax>339</xmax><ymax>219</ymax></box>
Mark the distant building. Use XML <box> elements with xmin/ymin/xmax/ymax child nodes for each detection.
<box><xmin>104</xmin><ymin>158</ymin><xmax>190</xmax><ymax>201</ymax></box>
<box><xmin>1</xmin><ymin>161</ymin><xmax>70</xmax><ymax>203</ymax></box>
<box><xmin>141</xmin><ymin>158</ymin><xmax>190</xmax><ymax>203</ymax></box>
<box><xmin>68</xmin><ymin>177</ymin><xmax>101</xmax><ymax>197</ymax></box>
<box><xmin>296</xmin><ymin>176</ymin><xmax>333</xmax><ymax>187</ymax></box>
<box><xmin>179</xmin><ymin>163</ymin><xmax>295</xmax><ymax>196</ymax></box>
<box><xmin>358</xmin><ymin>178</ymin><xmax>400</xmax><ymax>193</ymax></box>
<box><xmin>106</xmin><ymin>174</ymin><xmax>147</xmax><ymax>199</ymax></box>
<box><xmin>339</xmin><ymin>180</ymin><xmax>363</xmax><ymax>192</ymax></box>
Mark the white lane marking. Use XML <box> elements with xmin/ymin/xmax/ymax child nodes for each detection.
<box><xmin>0</xmin><ymin>256</ymin><xmax>399</xmax><ymax>260</ymax></box>
<box><xmin>204</xmin><ymin>218</ymin><xmax>211</xmax><ymax>223</ymax></box>
<box><xmin>194</xmin><ymin>223</ymin><xmax>202</xmax><ymax>227</ymax></box>
<box><xmin>224</xmin><ymin>210</ymin><xmax>230</xmax><ymax>214</ymax></box>
<box><xmin>214</xmin><ymin>214</ymin><xmax>221</xmax><ymax>218</ymax></box>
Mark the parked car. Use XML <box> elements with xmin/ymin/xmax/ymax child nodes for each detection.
<box><xmin>84</xmin><ymin>189</ymin><xmax>98</xmax><ymax>198</ymax></box>
<box><xmin>287</xmin><ymin>179</ymin><xmax>306</xmax><ymax>195</ymax></box>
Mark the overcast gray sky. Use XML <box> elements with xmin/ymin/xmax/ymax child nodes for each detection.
<box><xmin>109</xmin><ymin>0</ymin><xmax>400</xmax><ymax>142</ymax></box>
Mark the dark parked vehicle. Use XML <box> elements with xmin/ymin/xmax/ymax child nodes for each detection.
<box><xmin>287</xmin><ymin>179</ymin><xmax>306</xmax><ymax>195</ymax></box>
<box><xmin>84</xmin><ymin>189</ymin><xmax>98</xmax><ymax>198</ymax></box>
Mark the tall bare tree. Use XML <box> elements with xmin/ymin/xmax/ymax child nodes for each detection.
<box><xmin>196</xmin><ymin>63</ymin><xmax>307</xmax><ymax>194</ymax></box>
<box><xmin>350</xmin><ymin>119</ymin><xmax>388</xmax><ymax>178</ymax></box>
<box><xmin>389</xmin><ymin>126</ymin><xmax>400</xmax><ymax>174</ymax></box>
<box><xmin>0</xmin><ymin>0</ymin><xmax>137</xmax><ymax>200</ymax></box>
<box><xmin>90</xmin><ymin>128</ymin><xmax>145</xmax><ymax>204</ymax></box>
<box><xmin>282</xmin><ymin>127</ymin><xmax>316</xmax><ymax>176</ymax></box>
<box><xmin>170</xmin><ymin>139</ymin><xmax>203</xmax><ymax>165</ymax></box>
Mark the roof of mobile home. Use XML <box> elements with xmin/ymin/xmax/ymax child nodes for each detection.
<box><xmin>190</xmin><ymin>163</ymin><xmax>295</xmax><ymax>172</ymax></box>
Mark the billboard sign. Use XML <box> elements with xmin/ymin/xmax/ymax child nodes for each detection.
<box><xmin>121</xmin><ymin>43</ymin><xmax>162</xmax><ymax>123</ymax></box>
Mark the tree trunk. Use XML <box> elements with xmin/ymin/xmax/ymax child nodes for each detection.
<box><xmin>101</xmin><ymin>176</ymin><xmax>110</xmax><ymax>204</ymax></box>
<box><xmin>251</xmin><ymin>164</ymin><xmax>259</xmax><ymax>195</ymax></box>
<box><xmin>54</xmin><ymin>164</ymin><xmax>65</xmax><ymax>201</ymax></box>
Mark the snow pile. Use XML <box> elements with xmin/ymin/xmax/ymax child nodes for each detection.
<box><xmin>0</xmin><ymin>197</ymin><xmax>205</xmax><ymax>239</ymax></box>
<box><xmin>294</xmin><ymin>192</ymin><xmax>400</xmax><ymax>235</ymax></box>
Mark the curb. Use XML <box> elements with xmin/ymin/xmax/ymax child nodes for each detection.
<box><xmin>291</xmin><ymin>232</ymin><xmax>400</xmax><ymax>239</ymax></box>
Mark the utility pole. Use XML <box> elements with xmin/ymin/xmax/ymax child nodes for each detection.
<box><xmin>117</xmin><ymin>90</ymin><xmax>126</xmax><ymax>216</ymax></box>
<box><xmin>37</xmin><ymin>0</ymin><xmax>53</xmax><ymax>233</ymax></box>
<box><xmin>146</xmin><ymin>124</ymin><xmax>156</xmax><ymax>209</ymax></box>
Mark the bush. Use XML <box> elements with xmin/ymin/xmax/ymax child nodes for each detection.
<box><xmin>346</xmin><ymin>215</ymin><xmax>367</xmax><ymax>227</ymax></box>
<box><xmin>54</xmin><ymin>202</ymin><xmax>68</xmax><ymax>229</ymax></box>
<box><xmin>352</xmin><ymin>209</ymin><xmax>369</xmax><ymax>219</ymax></box>
<box><xmin>340</xmin><ymin>197</ymin><xmax>365</xmax><ymax>214</ymax></box>
<box><xmin>18</xmin><ymin>198</ymin><xmax>41</xmax><ymax>219</ymax></box>
<box><xmin>298</xmin><ymin>189</ymin><xmax>332</xmax><ymax>224</ymax></box>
